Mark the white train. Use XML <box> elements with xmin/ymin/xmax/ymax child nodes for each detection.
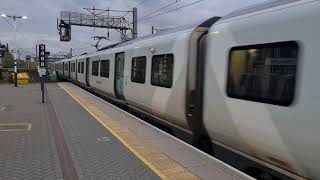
<box><xmin>55</xmin><ymin>0</ymin><xmax>320</xmax><ymax>179</ymax></box>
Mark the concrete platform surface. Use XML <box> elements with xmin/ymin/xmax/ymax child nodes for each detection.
<box><xmin>0</xmin><ymin>83</ymin><xmax>254</xmax><ymax>180</ymax></box>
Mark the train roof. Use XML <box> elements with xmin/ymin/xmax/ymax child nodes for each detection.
<box><xmin>98</xmin><ymin>17</ymin><xmax>221</xmax><ymax>52</ymax></box>
<box><xmin>98</xmin><ymin>24</ymin><xmax>198</xmax><ymax>52</ymax></box>
<box><xmin>220</xmin><ymin>0</ymin><xmax>301</xmax><ymax>21</ymax></box>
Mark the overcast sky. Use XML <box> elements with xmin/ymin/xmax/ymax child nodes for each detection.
<box><xmin>0</xmin><ymin>0</ymin><xmax>266</xmax><ymax>58</ymax></box>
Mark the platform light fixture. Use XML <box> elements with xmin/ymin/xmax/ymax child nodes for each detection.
<box><xmin>0</xmin><ymin>13</ymin><xmax>6</xmax><ymax>17</ymax></box>
<box><xmin>22</xmin><ymin>16</ymin><xmax>28</xmax><ymax>19</ymax></box>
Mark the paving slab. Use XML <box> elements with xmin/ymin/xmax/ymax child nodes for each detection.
<box><xmin>0</xmin><ymin>84</ymin><xmax>63</xmax><ymax>180</ymax></box>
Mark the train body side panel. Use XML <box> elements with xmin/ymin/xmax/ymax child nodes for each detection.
<box><xmin>123</xmin><ymin>30</ymin><xmax>191</xmax><ymax>130</ymax></box>
<box><xmin>89</xmin><ymin>53</ymin><xmax>116</xmax><ymax>97</ymax></box>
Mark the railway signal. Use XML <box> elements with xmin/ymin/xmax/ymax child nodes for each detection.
<box><xmin>59</xmin><ymin>20</ymin><xmax>71</xmax><ymax>42</ymax></box>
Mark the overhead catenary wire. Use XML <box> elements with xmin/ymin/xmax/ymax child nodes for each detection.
<box><xmin>1</xmin><ymin>16</ymin><xmax>14</xmax><ymax>28</ymax></box>
<box><xmin>72</xmin><ymin>39</ymin><xmax>95</xmax><ymax>49</ymax></box>
<box><xmin>138</xmin><ymin>0</ymin><xmax>206</xmax><ymax>22</ymax></box>
<box><xmin>115</xmin><ymin>0</ymin><xmax>149</xmax><ymax>22</ymax></box>
<box><xmin>89</xmin><ymin>0</ymin><xmax>149</xmax><ymax>42</ymax></box>
<box><xmin>72</xmin><ymin>45</ymin><xmax>95</xmax><ymax>51</ymax></box>
<box><xmin>138</xmin><ymin>0</ymin><xmax>180</xmax><ymax>21</ymax></box>
<box><xmin>117</xmin><ymin>0</ymin><xmax>149</xmax><ymax>20</ymax></box>
<box><xmin>134</xmin><ymin>0</ymin><xmax>150</xmax><ymax>8</ymax></box>
<box><xmin>1</xmin><ymin>16</ymin><xmax>34</xmax><ymax>42</ymax></box>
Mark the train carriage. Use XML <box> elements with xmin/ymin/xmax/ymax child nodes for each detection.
<box><xmin>54</xmin><ymin>0</ymin><xmax>320</xmax><ymax>179</ymax></box>
<box><xmin>203</xmin><ymin>0</ymin><xmax>320</xmax><ymax>178</ymax></box>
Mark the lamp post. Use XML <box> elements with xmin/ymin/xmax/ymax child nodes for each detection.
<box><xmin>1</xmin><ymin>13</ymin><xmax>28</xmax><ymax>87</ymax></box>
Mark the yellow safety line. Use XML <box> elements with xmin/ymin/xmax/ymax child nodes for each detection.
<box><xmin>58</xmin><ymin>83</ymin><xmax>169</xmax><ymax>180</ymax></box>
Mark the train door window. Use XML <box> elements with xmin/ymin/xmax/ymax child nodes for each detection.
<box><xmin>64</xmin><ymin>63</ymin><xmax>68</xmax><ymax>71</ymax></box>
<box><xmin>227</xmin><ymin>41</ymin><xmax>298</xmax><ymax>106</ymax></box>
<box><xmin>100</xmin><ymin>60</ymin><xmax>110</xmax><ymax>78</ymax></box>
<box><xmin>78</xmin><ymin>62</ymin><xmax>81</xmax><ymax>73</ymax></box>
<box><xmin>151</xmin><ymin>54</ymin><xmax>174</xmax><ymax>88</ymax></box>
<box><xmin>81</xmin><ymin>62</ymin><xmax>84</xmax><ymax>73</ymax></box>
<box><xmin>71</xmin><ymin>63</ymin><xmax>75</xmax><ymax>72</ymax></box>
<box><xmin>92</xmin><ymin>61</ymin><xmax>99</xmax><ymax>76</ymax></box>
<box><xmin>131</xmin><ymin>56</ymin><xmax>146</xmax><ymax>84</ymax></box>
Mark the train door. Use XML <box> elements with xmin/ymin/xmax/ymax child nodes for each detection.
<box><xmin>75</xmin><ymin>59</ymin><xmax>78</xmax><ymax>81</ymax></box>
<box><xmin>85</xmin><ymin>58</ymin><xmax>90</xmax><ymax>86</ymax></box>
<box><xmin>62</xmin><ymin>62</ymin><xmax>65</xmax><ymax>76</ymax></box>
<box><xmin>68</xmin><ymin>61</ymin><xmax>71</xmax><ymax>79</ymax></box>
<box><xmin>114</xmin><ymin>52</ymin><xmax>125</xmax><ymax>100</ymax></box>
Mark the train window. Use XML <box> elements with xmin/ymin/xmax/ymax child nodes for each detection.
<box><xmin>81</xmin><ymin>62</ymin><xmax>84</xmax><ymax>73</ymax></box>
<box><xmin>227</xmin><ymin>41</ymin><xmax>298</xmax><ymax>106</ymax></box>
<box><xmin>100</xmin><ymin>60</ymin><xmax>110</xmax><ymax>78</ymax></box>
<box><xmin>92</xmin><ymin>61</ymin><xmax>99</xmax><ymax>76</ymax></box>
<box><xmin>78</xmin><ymin>62</ymin><xmax>81</xmax><ymax>73</ymax></box>
<box><xmin>131</xmin><ymin>56</ymin><xmax>146</xmax><ymax>84</ymax></box>
<box><xmin>151</xmin><ymin>54</ymin><xmax>174</xmax><ymax>88</ymax></box>
<box><xmin>64</xmin><ymin>63</ymin><xmax>68</xmax><ymax>71</ymax></box>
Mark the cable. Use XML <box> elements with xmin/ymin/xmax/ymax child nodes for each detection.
<box><xmin>1</xmin><ymin>16</ymin><xmax>14</xmax><ymax>28</ymax></box>
<box><xmin>117</xmin><ymin>0</ymin><xmax>146</xmax><ymax>20</ymax></box>
<box><xmin>72</xmin><ymin>40</ymin><xmax>94</xmax><ymax>49</ymax></box>
<box><xmin>1</xmin><ymin>16</ymin><xmax>34</xmax><ymax>42</ymax></box>
<box><xmin>138</xmin><ymin>0</ymin><xmax>206</xmax><ymax>22</ymax></box>
<box><xmin>1</xmin><ymin>16</ymin><xmax>36</xmax><ymax>54</ymax></box>
<box><xmin>114</xmin><ymin>0</ymin><xmax>150</xmax><ymax>22</ymax></box>
<box><xmin>134</xmin><ymin>0</ymin><xmax>150</xmax><ymax>7</ymax></box>
<box><xmin>138</xmin><ymin>0</ymin><xmax>180</xmax><ymax>21</ymax></box>
<box><xmin>101</xmin><ymin>0</ymin><xmax>148</xmax><ymax>41</ymax></box>
<box><xmin>70</xmin><ymin>44</ymin><xmax>95</xmax><ymax>51</ymax></box>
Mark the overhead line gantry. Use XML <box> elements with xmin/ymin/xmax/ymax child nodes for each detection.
<box><xmin>57</xmin><ymin>7</ymin><xmax>137</xmax><ymax>42</ymax></box>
